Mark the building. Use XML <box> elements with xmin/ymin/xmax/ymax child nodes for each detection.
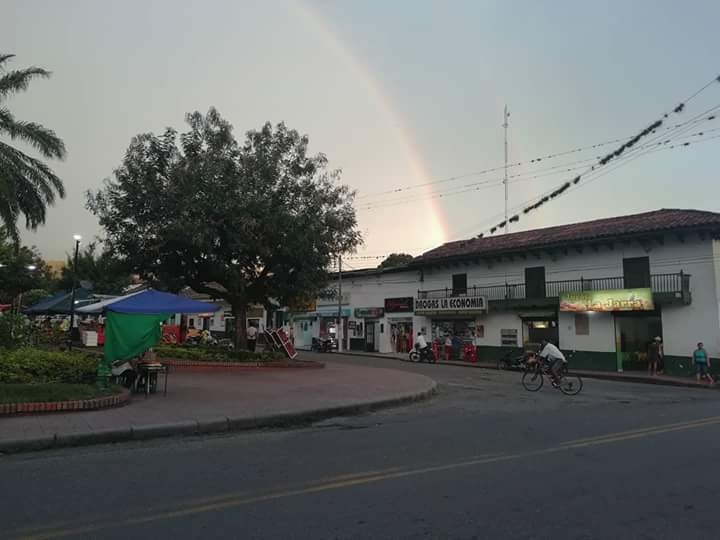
<box><xmin>291</xmin><ymin>209</ymin><xmax>720</xmax><ymax>374</ymax></box>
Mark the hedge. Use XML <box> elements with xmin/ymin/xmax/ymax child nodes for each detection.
<box><xmin>0</xmin><ymin>348</ymin><xmax>98</xmax><ymax>384</ymax></box>
<box><xmin>154</xmin><ymin>345</ymin><xmax>286</xmax><ymax>363</ymax></box>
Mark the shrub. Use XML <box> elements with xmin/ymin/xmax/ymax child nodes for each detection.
<box><xmin>0</xmin><ymin>348</ymin><xmax>98</xmax><ymax>384</ymax></box>
<box><xmin>154</xmin><ymin>345</ymin><xmax>286</xmax><ymax>363</ymax></box>
<box><xmin>0</xmin><ymin>314</ymin><xmax>37</xmax><ymax>349</ymax></box>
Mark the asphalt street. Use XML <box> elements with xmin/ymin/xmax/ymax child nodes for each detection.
<box><xmin>3</xmin><ymin>353</ymin><xmax>720</xmax><ymax>540</ymax></box>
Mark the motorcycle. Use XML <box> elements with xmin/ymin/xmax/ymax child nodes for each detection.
<box><xmin>312</xmin><ymin>336</ymin><xmax>335</xmax><ymax>353</ymax></box>
<box><xmin>408</xmin><ymin>343</ymin><xmax>436</xmax><ymax>363</ymax></box>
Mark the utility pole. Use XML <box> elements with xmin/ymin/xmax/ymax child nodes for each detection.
<box><xmin>503</xmin><ymin>105</ymin><xmax>510</xmax><ymax>234</ymax></box>
<box><xmin>337</xmin><ymin>255</ymin><xmax>343</xmax><ymax>352</ymax></box>
<box><xmin>68</xmin><ymin>234</ymin><xmax>82</xmax><ymax>351</ymax></box>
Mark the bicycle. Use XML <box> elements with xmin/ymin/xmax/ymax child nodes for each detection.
<box><xmin>521</xmin><ymin>355</ymin><xmax>583</xmax><ymax>396</ymax></box>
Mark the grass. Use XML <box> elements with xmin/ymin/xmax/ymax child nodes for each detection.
<box><xmin>0</xmin><ymin>383</ymin><xmax>122</xmax><ymax>404</ymax></box>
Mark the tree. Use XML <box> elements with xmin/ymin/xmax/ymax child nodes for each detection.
<box><xmin>0</xmin><ymin>53</ymin><xmax>66</xmax><ymax>249</ymax></box>
<box><xmin>87</xmin><ymin>109</ymin><xmax>361</xmax><ymax>347</ymax></box>
<box><xmin>0</xmin><ymin>227</ymin><xmax>54</xmax><ymax>309</ymax></box>
<box><xmin>378</xmin><ymin>253</ymin><xmax>414</xmax><ymax>269</ymax></box>
<box><xmin>54</xmin><ymin>242</ymin><xmax>131</xmax><ymax>295</ymax></box>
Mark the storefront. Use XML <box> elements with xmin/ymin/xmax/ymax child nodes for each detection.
<box><xmin>317</xmin><ymin>308</ymin><xmax>352</xmax><ymax>350</ymax></box>
<box><xmin>354</xmin><ymin>307</ymin><xmax>384</xmax><ymax>352</ymax></box>
<box><xmin>560</xmin><ymin>287</ymin><xmax>657</xmax><ymax>371</ymax></box>
<box><xmin>385</xmin><ymin>297</ymin><xmax>414</xmax><ymax>353</ymax></box>
<box><xmin>519</xmin><ymin>311</ymin><xmax>558</xmax><ymax>346</ymax></box>
<box><xmin>415</xmin><ymin>295</ymin><xmax>487</xmax><ymax>360</ymax></box>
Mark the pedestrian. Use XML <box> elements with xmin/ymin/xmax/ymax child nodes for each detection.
<box><xmin>692</xmin><ymin>342</ymin><xmax>713</xmax><ymax>385</ymax></box>
<box><xmin>289</xmin><ymin>326</ymin><xmax>295</xmax><ymax>345</ymax></box>
<box><xmin>247</xmin><ymin>323</ymin><xmax>258</xmax><ymax>352</ymax></box>
<box><xmin>657</xmin><ymin>337</ymin><xmax>665</xmax><ymax>375</ymax></box>
<box><xmin>444</xmin><ymin>333</ymin><xmax>453</xmax><ymax>361</ymax></box>
<box><xmin>648</xmin><ymin>337</ymin><xmax>662</xmax><ymax>376</ymax></box>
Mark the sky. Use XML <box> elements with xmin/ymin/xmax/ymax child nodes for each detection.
<box><xmin>3</xmin><ymin>0</ymin><xmax>719</xmax><ymax>267</ymax></box>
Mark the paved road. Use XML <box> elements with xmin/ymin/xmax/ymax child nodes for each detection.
<box><xmin>3</xmin><ymin>353</ymin><xmax>720</xmax><ymax>540</ymax></box>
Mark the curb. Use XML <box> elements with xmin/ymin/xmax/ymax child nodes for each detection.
<box><xmin>0</xmin><ymin>381</ymin><xmax>437</xmax><ymax>454</ymax></box>
<box><xmin>0</xmin><ymin>389</ymin><xmax>131</xmax><ymax>416</ymax></box>
<box><xmin>333</xmin><ymin>352</ymin><xmax>717</xmax><ymax>390</ymax></box>
<box><xmin>162</xmin><ymin>359</ymin><xmax>324</xmax><ymax>372</ymax></box>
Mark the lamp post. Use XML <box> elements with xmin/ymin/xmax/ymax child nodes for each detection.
<box><xmin>67</xmin><ymin>234</ymin><xmax>82</xmax><ymax>351</ymax></box>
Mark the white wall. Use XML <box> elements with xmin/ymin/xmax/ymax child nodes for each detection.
<box><xmin>474</xmin><ymin>312</ymin><xmax>522</xmax><ymax>347</ymax></box>
<box><xmin>559</xmin><ymin>311</ymin><xmax>615</xmax><ymax>352</ymax></box>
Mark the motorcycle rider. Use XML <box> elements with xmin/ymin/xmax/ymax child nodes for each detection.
<box><xmin>416</xmin><ymin>331</ymin><xmax>431</xmax><ymax>361</ymax></box>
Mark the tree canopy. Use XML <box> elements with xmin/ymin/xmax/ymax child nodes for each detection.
<box><xmin>0</xmin><ymin>53</ymin><xmax>66</xmax><ymax>249</ymax></box>
<box><xmin>87</xmin><ymin>109</ymin><xmax>361</xmax><ymax>345</ymax></box>
<box><xmin>0</xmin><ymin>227</ymin><xmax>54</xmax><ymax>308</ymax></box>
<box><xmin>54</xmin><ymin>242</ymin><xmax>131</xmax><ymax>295</ymax></box>
<box><xmin>378</xmin><ymin>253</ymin><xmax>414</xmax><ymax>269</ymax></box>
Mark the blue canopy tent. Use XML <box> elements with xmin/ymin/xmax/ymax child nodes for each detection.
<box><xmin>23</xmin><ymin>289</ymin><xmax>96</xmax><ymax>315</ymax></box>
<box><xmin>99</xmin><ymin>289</ymin><xmax>218</xmax><ymax>373</ymax></box>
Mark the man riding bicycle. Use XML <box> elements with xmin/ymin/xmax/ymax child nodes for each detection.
<box><xmin>538</xmin><ymin>339</ymin><xmax>567</xmax><ymax>386</ymax></box>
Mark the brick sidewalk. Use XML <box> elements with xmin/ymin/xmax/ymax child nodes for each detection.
<box><xmin>0</xmin><ymin>363</ymin><xmax>436</xmax><ymax>453</ymax></box>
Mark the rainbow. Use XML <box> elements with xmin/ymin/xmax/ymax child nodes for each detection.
<box><xmin>291</xmin><ymin>0</ymin><xmax>449</xmax><ymax>251</ymax></box>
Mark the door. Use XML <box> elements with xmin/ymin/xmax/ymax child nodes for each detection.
<box><xmin>623</xmin><ymin>257</ymin><xmax>651</xmax><ymax>288</ymax></box>
<box><xmin>525</xmin><ymin>267</ymin><xmax>546</xmax><ymax>298</ymax></box>
<box><xmin>365</xmin><ymin>321</ymin><xmax>376</xmax><ymax>352</ymax></box>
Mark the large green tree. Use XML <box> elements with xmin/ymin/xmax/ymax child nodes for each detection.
<box><xmin>0</xmin><ymin>227</ymin><xmax>54</xmax><ymax>309</ymax></box>
<box><xmin>54</xmin><ymin>242</ymin><xmax>131</xmax><ymax>295</ymax></box>
<box><xmin>87</xmin><ymin>109</ymin><xmax>361</xmax><ymax>346</ymax></box>
<box><xmin>0</xmin><ymin>53</ymin><xmax>66</xmax><ymax>249</ymax></box>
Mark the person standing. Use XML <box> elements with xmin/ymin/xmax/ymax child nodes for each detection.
<box><xmin>444</xmin><ymin>333</ymin><xmax>453</xmax><ymax>361</ymax></box>
<box><xmin>693</xmin><ymin>342</ymin><xmax>713</xmax><ymax>384</ymax></box>
<box><xmin>648</xmin><ymin>337</ymin><xmax>662</xmax><ymax>376</ymax></box>
<box><xmin>247</xmin><ymin>323</ymin><xmax>258</xmax><ymax>352</ymax></box>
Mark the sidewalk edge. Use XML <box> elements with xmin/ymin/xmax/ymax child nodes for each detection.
<box><xmin>0</xmin><ymin>380</ymin><xmax>437</xmax><ymax>454</ymax></box>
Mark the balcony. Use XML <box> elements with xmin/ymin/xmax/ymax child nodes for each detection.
<box><xmin>418</xmin><ymin>273</ymin><xmax>691</xmax><ymax>310</ymax></box>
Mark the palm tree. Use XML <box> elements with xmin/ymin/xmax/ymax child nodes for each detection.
<box><xmin>0</xmin><ymin>53</ymin><xmax>66</xmax><ymax>251</ymax></box>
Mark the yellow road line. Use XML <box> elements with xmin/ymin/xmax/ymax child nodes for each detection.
<box><xmin>13</xmin><ymin>416</ymin><xmax>720</xmax><ymax>540</ymax></box>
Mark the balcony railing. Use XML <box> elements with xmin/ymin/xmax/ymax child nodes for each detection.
<box><xmin>418</xmin><ymin>273</ymin><xmax>690</xmax><ymax>301</ymax></box>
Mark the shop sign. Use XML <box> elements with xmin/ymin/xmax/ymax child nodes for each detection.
<box><xmin>317</xmin><ymin>292</ymin><xmax>351</xmax><ymax>307</ymax></box>
<box><xmin>385</xmin><ymin>297</ymin><xmax>414</xmax><ymax>312</ymax></box>
<box><xmin>348</xmin><ymin>320</ymin><xmax>357</xmax><ymax>329</ymax></box>
<box><xmin>559</xmin><ymin>288</ymin><xmax>654</xmax><ymax>312</ymax></box>
<box><xmin>355</xmin><ymin>307</ymin><xmax>384</xmax><ymax>319</ymax></box>
<box><xmin>414</xmin><ymin>295</ymin><xmax>487</xmax><ymax>314</ymax></box>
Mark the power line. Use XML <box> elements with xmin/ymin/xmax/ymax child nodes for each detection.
<box><xmin>356</xmin><ymin>125</ymin><xmax>719</xmax><ymax>213</ymax></box>
<box><xmin>355</xmin><ymin>108</ymin><xmax>720</xmax><ymax>202</ymax></box>
<box><xmin>475</xmin><ymin>75</ymin><xmax>720</xmax><ymax>237</ymax></box>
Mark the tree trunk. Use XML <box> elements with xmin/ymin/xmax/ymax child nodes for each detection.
<box><xmin>232</xmin><ymin>302</ymin><xmax>248</xmax><ymax>350</ymax></box>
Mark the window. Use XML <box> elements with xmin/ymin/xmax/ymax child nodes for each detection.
<box><xmin>452</xmin><ymin>273</ymin><xmax>467</xmax><ymax>295</ymax></box>
<box><xmin>575</xmin><ymin>313</ymin><xmax>590</xmax><ymax>335</ymax></box>
<box><xmin>623</xmin><ymin>257</ymin><xmax>651</xmax><ymax>288</ymax></box>
<box><xmin>525</xmin><ymin>267</ymin><xmax>546</xmax><ymax>298</ymax></box>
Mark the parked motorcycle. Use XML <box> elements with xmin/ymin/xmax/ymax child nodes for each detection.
<box><xmin>111</xmin><ymin>359</ymin><xmax>137</xmax><ymax>389</ymax></box>
<box><xmin>311</xmin><ymin>336</ymin><xmax>335</xmax><ymax>353</ymax></box>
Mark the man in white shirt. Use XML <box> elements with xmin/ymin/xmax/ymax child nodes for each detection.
<box><xmin>415</xmin><ymin>331</ymin><xmax>428</xmax><ymax>355</ymax></box>
<box><xmin>247</xmin><ymin>324</ymin><xmax>258</xmax><ymax>352</ymax></box>
<box><xmin>538</xmin><ymin>339</ymin><xmax>566</xmax><ymax>386</ymax></box>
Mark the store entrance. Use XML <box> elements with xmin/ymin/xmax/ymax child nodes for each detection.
<box><xmin>365</xmin><ymin>321</ymin><xmax>376</xmax><ymax>352</ymax></box>
<box><xmin>522</xmin><ymin>317</ymin><xmax>558</xmax><ymax>348</ymax></box>
<box><xmin>615</xmin><ymin>310</ymin><xmax>663</xmax><ymax>370</ymax></box>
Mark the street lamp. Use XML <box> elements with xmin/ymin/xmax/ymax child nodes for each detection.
<box><xmin>68</xmin><ymin>234</ymin><xmax>82</xmax><ymax>350</ymax></box>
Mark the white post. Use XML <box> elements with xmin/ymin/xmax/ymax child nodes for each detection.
<box><xmin>337</xmin><ymin>255</ymin><xmax>343</xmax><ymax>352</ymax></box>
<box><xmin>503</xmin><ymin>105</ymin><xmax>510</xmax><ymax>234</ymax></box>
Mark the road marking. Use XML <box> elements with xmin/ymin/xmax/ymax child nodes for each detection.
<box><xmin>12</xmin><ymin>415</ymin><xmax>720</xmax><ymax>540</ymax></box>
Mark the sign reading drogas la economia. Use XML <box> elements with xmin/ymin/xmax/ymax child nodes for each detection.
<box><xmin>559</xmin><ymin>288</ymin><xmax>654</xmax><ymax>312</ymax></box>
<box><xmin>415</xmin><ymin>295</ymin><xmax>487</xmax><ymax>315</ymax></box>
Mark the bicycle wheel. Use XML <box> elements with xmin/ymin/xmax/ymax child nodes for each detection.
<box><xmin>558</xmin><ymin>373</ymin><xmax>583</xmax><ymax>395</ymax></box>
<box><xmin>522</xmin><ymin>369</ymin><xmax>544</xmax><ymax>391</ymax></box>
